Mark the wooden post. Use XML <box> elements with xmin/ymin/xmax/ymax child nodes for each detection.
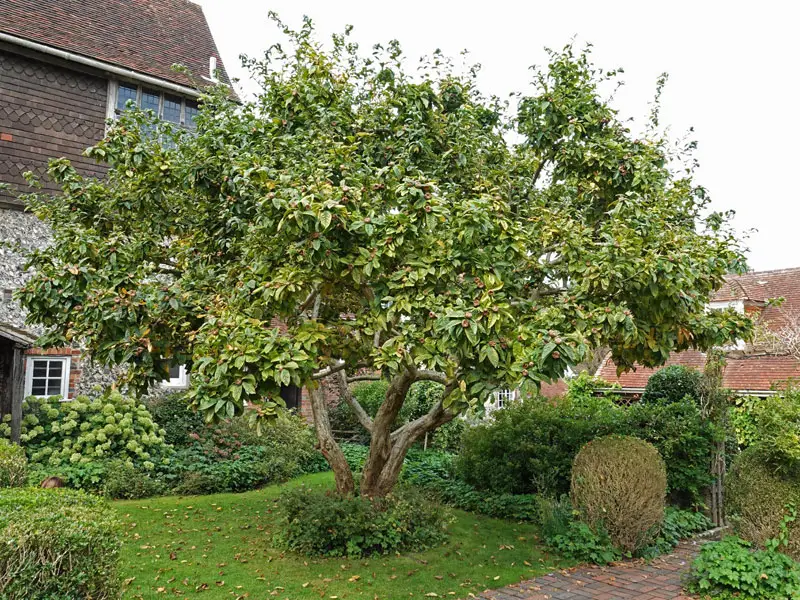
<box><xmin>10</xmin><ymin>345</ymin><xmax>23</xmax><ymax>444</ymax></box>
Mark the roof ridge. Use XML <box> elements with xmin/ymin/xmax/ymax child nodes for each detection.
<box><xmin>732</xmin><ymin>266</ymin><xmax>800</xmax><ymax>277</ymax></box>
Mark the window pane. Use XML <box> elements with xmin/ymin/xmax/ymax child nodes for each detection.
<box><xmin>168</xmin><ymin>365</ymin><xmax>181</xmax><ymax>379</ymax></box>
<box><xmin>163</xmin><ymin>95</ymin><xmax>181</xmax><ymax>123</ymax></box>
<box><xmin>47</xmin><ymin>378</ymin><xmax>62</xmax><ymax>396</ymax></box>
<box><xmin>141</xmin><ymin>89</ymin><xmax>160</xmax><ymax>115</ymax></box>
<box><xmin>117</xmin><ymin>84</ymin><xmax>138</xmax><ymax>111</ymax></box>
<box><xmin>32</xmin><ymin>361</ymin><xmax>48</xmax><ymax>378</ymax></box>
<box><xmin>31</xmin><ymin>380</ymin><xmax>47</xmax><ymax>396</ymax></box>
<box><xmin>185</xmin><ymin>100</ymin><xmax>199</xmax><ymax>129</ymax></box>
<box><xmin>48</xmin><ymin>361</ymin><xmax>62</xmax><ymax>378</ymax></box>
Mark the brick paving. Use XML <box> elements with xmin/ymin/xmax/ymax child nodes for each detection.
<box><xmin>478</xmin><ymin>541</ymin><xmax>702</xmax><ymax>600</ymax></box>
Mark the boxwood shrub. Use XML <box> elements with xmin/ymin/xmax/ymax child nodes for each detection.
<box><xmin>0</xmin><ymin>487</ymin><xmax>122</xmax><ymax>599</ymax></box>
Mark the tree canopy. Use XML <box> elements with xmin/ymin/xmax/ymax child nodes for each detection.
<box><xmin>16</xmin><ymin>17</ymin><xmax>752</xmax><ymax>496</ymax></box>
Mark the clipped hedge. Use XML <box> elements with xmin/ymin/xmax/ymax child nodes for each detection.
<box><xmin>0</xmin><ymin>439</ymin><xmax>27</xmax><ymax>487</ymax></box>
<box><xmin>726</xmin><ymin>447</ymin><xmax>800</xmax><ymax>560</ymax></box>
<box><xmin>571</xmin><ymin>435</ymin><xmax>666</xmax><ymax>553</ymax></box>
<box><xmin>0</xmin><ymin>488</ymin><xmax>122</xmax><ymax>599</ymax></box>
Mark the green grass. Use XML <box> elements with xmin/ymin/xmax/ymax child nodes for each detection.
<box><xmin>115</xmin><ymin>472</ymin><xmax>570</xmax><ymax>599</ymax></box>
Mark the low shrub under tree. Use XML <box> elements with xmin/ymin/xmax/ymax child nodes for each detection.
<box><xmin>274</xmin><ymin>485</ymin><xmax>450</xmax><ymax>558</ymax></box>
<box><xmin>0</xmin><ymin>487</ymin><xmax>122</xmax><ymax>600</ymax></box>
<box><xmin>571</xmin><ymin>435</ymin><xmax>667</xmax><ymax>554</ymax></box>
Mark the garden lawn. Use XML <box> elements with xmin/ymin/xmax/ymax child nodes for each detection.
<box><xmin>115</xmin><ymin>472</ymin><xmax>569</xmax><ymax>600</ymax></box>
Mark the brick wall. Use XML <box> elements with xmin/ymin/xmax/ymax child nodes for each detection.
<box><xmin>0</xmin><ymin>48</ymin><xmax>108</xmax><ymax>208</ymax></box>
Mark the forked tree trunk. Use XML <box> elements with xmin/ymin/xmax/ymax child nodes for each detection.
<box><xmin>308</xmin><ymin>384</ymin><xmax>355</xmax><ymax>496</ymax></box>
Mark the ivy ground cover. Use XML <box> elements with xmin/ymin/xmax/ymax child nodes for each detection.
<box><xmin>116</xmin><ymin>472</ymin><xmax>569</xmax><ymax>599</ymax></box>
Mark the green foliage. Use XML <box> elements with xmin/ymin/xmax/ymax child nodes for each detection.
<box><xmin>0</xmin><ymin>438</ymin><xmax>27</xmax><ymax>487</ymax></box>
<box><xmin>688</xmin><ymin>536</ymin><xmax>800</xmax><ymax>600</ymax></box>
<box><xmin>642</xmin><ymin>507</ymin><xmax>713</xmax><ymax>557</ymax></box>
<box><xmin>16</xmin><ymin>18</ymin><xmax>750</xmax><ymax>441</ymax></box>
<box><xmin>457</xmin><ymin>394</ymin><xmax>712</xmax><ymax>504</ymax></box>
<box><xmin>739</xmin><ymin>390</ymin><xmax>800</xmax><ymax>474</ymax></box>
<box><xmin>102</xmin><ymin>460</ymin><xmax>167</xmax><ymax>499</ymax></box>
<box><xmin>726</xmin><ymin>447</ymin><xmax>800</xmax><ymax>559</ymax></box>
<box><xmin>0</xmin><ymin>488</ymin><xmax>122</xmax><ymax>599</ymax></box>
<box><xmin>3</xmin><ymin>390</ymin><xmax>171</xmax><ymax>477</ymax></box>
<box><xmin>167</xmin><ymin>414</ymin><xmax>326</xmax><ymax>494</ymax></box>
<box><xmin>623</xmin><ymin>399</ymin><xmax>716</xmax><ymax>506</ymax></box>
<box><xmin>144</xmin><ymin>391</ymin><xmax>205</xmax><ymax>447</ymax></box>
<box><xmin>642</xmin><ymin>365</ymin><xmax>702</xmax><ymax>404</ymax></box>
<box><xmin>571</xmin><ymin>435</ymin><xmax>666</xmax><ymax>554</ymax></box>
<box><xmin>401</xmin><ymin>450</ymin><xmax>543</xmax><ymax>522</ymax></box>
<box><xmin>545</xmin><ymin>520</ymin><xmax>621</xmax><ymax>565</ymax></box>
<box><xmin>274</xmin><ymin>485</ymin><xmax>450</xmax><ymax>557</ymax></box>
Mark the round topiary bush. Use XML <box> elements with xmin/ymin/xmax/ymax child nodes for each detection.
<box><xmin>726</xmin><ymin>447</ymin><xmax>800</xmax><ymax>560</ymax></box>
<box><xmin>0</xmin><ymin>487</ymin><xmax>122</xmax><ymax>599</ymax></box>
<box><xmin>274</xmin><ymin>486</ymin><xmax>450</xmax><ymax>557</ymax></box>
<box><xmin>0</xmin><ymin>438</ymin><xmax>27</xmax><ymax>487</ymax></box>
<box><xmin>642</xmin><ymin>365</ymin><xmax>702</xmax><ymax>404</ymax></box>
<box><xmin>571</xmin><ymin>435</ymin><xmax>667</xmax><ymax>553</ymax></box>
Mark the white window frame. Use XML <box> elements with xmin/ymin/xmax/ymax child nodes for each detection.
<box><xmin>106</xmin><ymin>80</ymin><xmax>199</xmax><ymax>129</ymax></box>
<box><xmin>493</xmin><ymin>388</ymin><xmax>516</xmax><ymax>409</ymax></box>
<box><xmin>161</xmin><ymin>364</ymin><xmax>189</xmax><ymax>389</ymax></box>
<box><xmin>24</xmin><ymin>356</ymin><xmax>71</xmax><ymax>400</ymax></box>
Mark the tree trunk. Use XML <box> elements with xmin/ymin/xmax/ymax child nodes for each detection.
<box><xmin>360</xmin><ymin>370</ymin><xmax>415</xmax><ymax>496</ymax></box>
<box><xmin>10</xmin><ymin>345</ymin><xmax>24</xmax><ymax>445</ymax></box>
<box><xmin>360</xmin><ymin>394</ymin><xmax>456</xmax><ymax>498</ymax></box>
<box><xmin>308</xmin><ymin>383</ymin><xmax>354</xmax><ymax>496</ymax></box>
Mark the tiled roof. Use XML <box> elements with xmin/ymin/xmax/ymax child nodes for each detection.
<box><xmin>0</xmin><ymin>0</ymin><xmax>230</xmax><ymax>90</ymax></box>
<box><xmin>596</xmin><ymin>266</ymin><xmax>800</xmax><ymax>393</ymax></box>
<box><xmin>597</xmin><ymin>350</ymin><xmax>800</xmax><ymax>393</ymax></box>
<box><xmin>715</xmin><ymin>267</ymin><xmax>800</xmax><ymax>329</ymax></box>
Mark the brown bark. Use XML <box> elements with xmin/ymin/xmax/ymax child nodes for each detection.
<box><xmin>360</xmin><ymin>379</ymin><xmax>457</xmax><ymax>498</ymax></box>
<box><xmin>360</xmin><ymin>369</ymin><xmax>416</xmax><ymax>496</ymax></box>
<box><xmin>308</xmin><ymin>383</ymin><xmax>355</xmax><ymax>496</ymax></box>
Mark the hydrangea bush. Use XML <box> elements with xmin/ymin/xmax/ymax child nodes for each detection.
<box><xmin>0</xmin><ymin>389</ymin><xmax>170</xmax><ymax>471</ymax></box>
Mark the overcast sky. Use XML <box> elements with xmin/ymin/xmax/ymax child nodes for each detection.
<box><xmin>198</xmin><ymin>0</ymin><xmax>798</xmax><ymax>273</ymax></box>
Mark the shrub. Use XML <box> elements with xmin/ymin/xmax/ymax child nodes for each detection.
<box><xmin>642</xmin><ymin>507</ymin><xmax>713</xmax><ymax>557</ymax></box>
<box><xmin>102</xmin><ymin>460</ymin><xmax>167</xmax><ymax>499</ymax></box>
<box><xmin>688</xmin><ymin>536</ymin><xmax>800</xmax><ymax>600</ymax></box>
<box><xmin>741</xmin><ymin>390</ymin><xmax>800</xmax><ymax>475</ymax></box>
<box><xmin>457</xmin><ymin>395</ymin><xmax>622</xmax><ymax>496</ymax></box>
<box><xmin>274</xmin><ymin>485</ymin><xmax>450</xmax><ymax>557</ymax></box>
<box><xmin>544</xmin><ymin>519</ymin><xmax>621</xmax><ymax>565</ymax></box>
<box><xmin>0</xmin><ymin>487</ymin><xmax>122</xmax><ymax>599</ymax></box>
<box><xmin>3</xmin><ymin>390</ymin><xmax>171</xmax><ymax>476</ymax></box>
<box><xmin>571</xmin><ymin>435</ymin><xmax>666</xmax><ymax>554</ymax></box>
<box><xmin>456</xmin><ymin>393</ymin><xmax>713</xmax><ymax>503</ymax></box>
<box><xmin>166</xmin><ymin>413</ymin><xmax>325</xmax><ymax>494</ymax></box>
<box><xmin>642</xmin><ymin>365</ymin><xmax>702</xmax><ymax>404</ymax></box>
<box><xmin>621</xmin><ymin>399</ymin><xmax>716</xmax><ymax>506</ymax></box>
<box><xmin>726</xmin><ymin>447</ymin><xmax>800</xmax><ymax>560</ymax></box>
<box><xmin>0</xmin><ymin>439</ymin><xmax>27</xmax><ymax>487</ymax></box>
<box><xmin>144</xmin><ymin>391</ymin><xmax>205</xmax><ymax>447</ymax></box>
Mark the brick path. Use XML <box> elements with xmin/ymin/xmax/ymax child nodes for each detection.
<box><xmin>478</xmin><ymin>541</ymin><xmax>702</xmax><ymax>600</ymax></box>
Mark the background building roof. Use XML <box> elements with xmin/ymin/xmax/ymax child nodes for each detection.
<box><xmin>0</xmin><ymin>0</ymin><xmax>231</xmax><ymax>89</ymax></box>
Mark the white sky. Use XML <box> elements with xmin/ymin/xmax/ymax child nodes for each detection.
<box><xmin>198</xmin><ymin>0</ymin><xmax>798</xmax><ymax>272</ymax></box>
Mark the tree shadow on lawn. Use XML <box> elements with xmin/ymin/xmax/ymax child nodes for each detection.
<box><xmin>115</xmin><ymin>472</ymin><xmax>571</xmax><ymax>599</ymax></box>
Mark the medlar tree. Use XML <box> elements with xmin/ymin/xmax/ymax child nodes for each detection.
<box><xmin>16</xmin><ymin>18</ymin><xmax>751</xmax><ymax>497</ymax></box>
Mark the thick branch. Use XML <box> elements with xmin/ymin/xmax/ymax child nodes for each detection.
<box><xmin>347</xmin><ymin>373</ymin><xmax>381</xmax><ymax>383</ymax></box>
<box><xmin>414</xmin><ymin>370</ymin><xmax>448</xmax><ymax>384</ymax></box>
<box><xmin>312</xmin><ymin>360</ymin><xmax>346</xmax><ymax>380</ymax></box>
<box><xmin>297</xmin><ymin>287</ymin><xmax>319</xmax><ymax>313</ymax></box>
<box><xmin>335</xmin><ymin>370</ymin><xmax>373</xmax><ymax>432</ymax></box>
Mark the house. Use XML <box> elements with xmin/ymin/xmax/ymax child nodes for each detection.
<box><xmin>595</xmin><ymin>267</ymin><xmax>800</xmax><ymax>398</ymax></box>
<box><xmin>0</xmin><ymin>0</ymin><xmax>234</xmax><ymax>440</ymax></box>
